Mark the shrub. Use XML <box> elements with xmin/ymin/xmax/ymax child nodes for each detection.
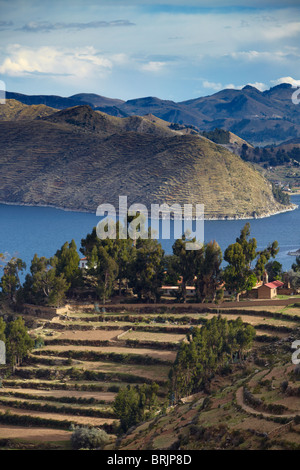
<box><xmin>280</xmin><ymin>380</ymin><xmax>289</xmax><ymax>393</ymax></box>
<box><xmin>70</xmin><ymin>426</ymin><xmax>110</xmax><ymax>450</ymax></box>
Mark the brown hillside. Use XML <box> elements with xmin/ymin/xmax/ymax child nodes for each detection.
<box><xmin>0</xmin><ymin>99</ymin><xmax>57</xmax><ymax>121</ymax></box>
<box><xmin>0</xmin><ymin>103</ymin><xmax>294</xmax><ymax>218</ymax></box>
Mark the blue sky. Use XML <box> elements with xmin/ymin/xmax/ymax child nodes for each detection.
<box><xmin>0</xmin><ymin>0</ymin><xmax>299</xmax><ymax>101</ymax></box>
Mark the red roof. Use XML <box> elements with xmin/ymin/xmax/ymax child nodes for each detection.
<box><xmin>264</xmin><ymin>280</ymin><xmax>284</xmax><ymax>289</ymax></box>
<box><xmin>80</xmin><ymin>257</ymin><xmax>87</xmax><ymax>261</ymax></box>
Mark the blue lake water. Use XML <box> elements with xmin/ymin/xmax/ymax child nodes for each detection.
<box><xmin>0</xmin><ymin>196</ymin><xmax>300</xmax><ymax>277</ymax></box>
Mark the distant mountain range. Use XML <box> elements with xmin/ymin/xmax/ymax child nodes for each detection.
<box><xmin>0</xmin><ymin>99</ymin><xmax>293</xmax><ymax>219</ymax></box>
<box><xmin>6</xmin><ymin>83</ymin><xmax>300</xmax><ymax>146</ymax></box>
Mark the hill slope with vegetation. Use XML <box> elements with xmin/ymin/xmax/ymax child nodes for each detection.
<box><xmin>0</xmin><ymin>101</ymin><xmax>294</xmax><ymax>219</ymax></box>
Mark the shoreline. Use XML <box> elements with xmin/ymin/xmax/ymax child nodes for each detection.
<box><xmin>0</xmin><ymin>200</ymin><xmax>298</xmax><ymax>221</ymax></box>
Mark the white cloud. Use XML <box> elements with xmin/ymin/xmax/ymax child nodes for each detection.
<box><xmin>228</xmin><ymin>49</ymin><xmax>296</xmax><ymax>62</ymax></box>
<box><xmin>263</xmin><ymin>21</ymin><xmax>300</xmax><ymax>40</ymax></box>
<box><xmin>202</xmin><ymin>80</ymin><xmax>222</xmax><ymax>91</ymax></box>
<box><xmin>271</xmin><ymin>76</ymin><xmax>300</xmax><ymax>87</ymax></box>
<box><xmin>204</xmin><ymin>81</ymin><xmax>268</xmax><ymax>92</ymax></box>
<box><xmin>141</xmin><ymin>61</ymin><xmax>166</xmax><ymax>73</ymax></box>
<box><xmin>0</xmin><ymin>44</ymin><xmax>112</xmax><ymax>78</ymax></box>
<box><xmin>247</xmin><ymin>82</ymin><xmax>268</xmax><ymax>91</ymax></box>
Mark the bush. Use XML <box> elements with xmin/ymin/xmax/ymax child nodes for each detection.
<box><xmin>71</xmin><ymin>426</ymin><xmax>110</xmax><ymax>450</ymax></box>
<box><xmin>280</xmin><ymin>380</ymin><xmax>289</xmax><ymax>393</ymax></box>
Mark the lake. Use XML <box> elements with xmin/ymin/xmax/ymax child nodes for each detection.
<box><xmin>0</xmin><ymin>196</ymin><xmax>300</xmax><ymax>276</ymax></box>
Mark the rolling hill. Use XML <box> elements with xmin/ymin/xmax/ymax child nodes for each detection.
<box><xmin>0</xmin><ymin>100</ymin><xmax>294</xmax><ymax>219</ymax></box>
<box><xmin>5</xmin><ymin>83</ymin><xmax>300</xmax><ymax>146</ymax></box>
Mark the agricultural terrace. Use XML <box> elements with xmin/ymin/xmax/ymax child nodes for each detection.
<box><xmin>0</xmin><ymin>302</ymin><xmax>299</xmax><ymax>449</ymax></box>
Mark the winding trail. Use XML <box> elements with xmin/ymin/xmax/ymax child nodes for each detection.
<box><xmin>236</xmin><ymin>386</ymin><xmax>297</xmax><ymax>420</ymax></box>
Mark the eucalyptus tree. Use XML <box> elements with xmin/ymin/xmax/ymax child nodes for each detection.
<box><xmin>0</xmin><ymin>257</ymin><xmax>26</xmax><ymax>303</ymax></box>
<box><xmin>172</xmin><ymin>234</ymin><xmax>197</xmax><ymax>303</ymax></box>
<box><xmin>195</xmin><ymin>241</ymin><xmax>223</xmax><ymax>303</ymax></box>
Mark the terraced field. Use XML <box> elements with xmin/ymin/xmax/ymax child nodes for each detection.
<box><xmin>0</xmin><ymin>303</ymin><xmax>300</xmax><ymax>449</ymax></box>
<box><xmin>118</xmin><ymin>306</ymin><xmax>300</xmax><ymax>450</ymax></box>
<box><xmin>0</xmin><ymin>307</ymin><xmax>183</xmax><ymax>448</ymax></box>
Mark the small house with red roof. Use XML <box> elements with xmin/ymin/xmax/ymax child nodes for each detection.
<box><xmin>257</xmin><ymin>280</ymin><xmax>284</xmax><ymax>299</ymax></box>
<box><xmin>79</xmin><ymin>257</ymin><xmax>88</xmax><ymax>269</ymax></box>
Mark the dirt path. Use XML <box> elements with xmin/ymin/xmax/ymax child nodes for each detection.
<box><xmin>236</xmin><ymin>387</ymin><xmax>296</xmax><ymax>420</ymax></box>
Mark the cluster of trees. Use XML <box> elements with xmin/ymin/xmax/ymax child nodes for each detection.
<box><xmin>202</xmin><ymin>128</ymin><xmax>230</xmax><ymax>144</ymax></box>
<box><xmin>271</xmin><ymin>183</ymin><xmax>290</xmax><ymax>206</ymax></box>
<box><xmin>240</xmin><ymin>144</ymin><xmax>300</xmax><ymax>168</ymax></box>
<box><xmin>80</xmin><ymin>221</ymin><xmax>165</xmax><ymax>304</ymax></box>
<box><xmin>113</xmin><ymin>383</ymin><xmax>159</xmax><ymax>432</ymax></box>
<box><xmin>286</xmin><ymin>256</ymin><xmax>300</xmax><ymax>291</ymax></box>
<box><xmin>112</xmin><ymin>315</ymin><xmax>256</xmax><ymax>431</ymax></box>
<box><xmin>223</xmin><ymin>223</ymin><xmax>279</xmax><ymax>301</ymax></box>
<box><xmin>0</xmin><ymin>316</ymin><xmax>34</xmax><ymax>371</ymax></box>
<box><xmin>169</xmin><ymin>316</ymin><xmax>256</xmax><ymax>401</ymax></box>
<box><xmin>0</xmin><ymin>222</ymin><xmax>281</xmax><ymax>306</ymax></box>
<box><xmin>0</xmin><ymin>242</ymin><xmax>81</xmax><ymax>308</ymax></box>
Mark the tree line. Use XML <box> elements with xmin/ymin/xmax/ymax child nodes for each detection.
<box><xmin>169</xmin><ymin>315</ymin><xmax>256</xmax><ymax>401</ymax></box>
<box><xmin>0</xmin><ymin>221</ymin><xmax>285</xmax><ymax>306</ymax></box>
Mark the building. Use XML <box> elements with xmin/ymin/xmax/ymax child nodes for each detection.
<box><xmin>160</xmin><ymin>286</ymin><xmax>196</xmax><ymax>297</ymax></box>
<box><xmin>257</xmin><ymin>280</ymin><xmax>284</xmax><ymax>299</ymax></box>
<box><xmin>79</xmin><ymin>257</ymin><xmax>88</xmax><ymax>269</ymax></box>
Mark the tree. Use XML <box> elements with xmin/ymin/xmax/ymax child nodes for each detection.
<box><xmin>88</xmin><ymin>246</ymin><xmax>118</xmax><ymax>304</ymax></box>
<box><xmin>223</xmin><ymin>241</ymin><xmax>256</xmax><ymax>301</ymax></box>
<box><xmin>113</xmin><ymin>383</ymin><xmax>159</xmax><ymax>433</ymax></box>
<box><xmin>81</xmin><ymin>222</ymin><xmax>134</xmax><ymax>297</ymax></box>
<box><xmin>113</xmin><ymin>386</ymin><xmax>144</xmax><ymax>433</ymax></box>
<box><xmin>292</xmin><ymin>256</ymin><xmax>300</xmax><ymax>273</ymax></box>
<box><xmin>5</xmin><ymin>317</ymin><xmax>34</xmax><ymax>371</ymax></box>
<box><xmin>128</xmin><ymin>237</ymin><xmax>164</xmax><ymax>303</ymax></box>
<box><xmin>265</xmin><ymin>260</ymin><xmax>283</xmax><ymax>281</ymax></box>
<box><xmin>255</xmin><ymin>241</ymin><xmax>279</xmax><ymax>280</ymax></box>
<box><xmin>195</xmin><ymin>241</ymin><xmax>222</xmax><ymax>303</ymax></box>
<box><xmin>163</xmin><ymin>255</ymin><xmax>181</xmax><ymax>286</ymax></box>
<box><xmin>172</xmin><ymin>235</ymin><xmax>197</xmax><ymax>303</ymax></box>
<box><xmin>287</xmin><ymin>270</ymin><xmax>300</xmax><ymax>290</ymax></box>
<box><xmin>224</xmin><ymin>224</ymin><xmax>279</xmax><ymax>300</ymax></box>
<box><xmin>105</xmin><ymin>222</ymin><xmax>134</xmax><ymax>296</ymax></box>
<box><xmin>54</xmin><ymin>240</ymin><xmax>81</xmax><ymax>292</ymax></box>
<box><xmin>0</xmin><ymin>257</ymin><xmax>26</xmax><ymax>303</ymax></box>
<box><xmin>222</xmin><ymin>224</ymin><xmax>257</xmax><ymax>301</ymax></box>
<box><xmin>23</xmin><ymin>254</ymin><xmax>69</xmax><ymax>307</ymax></box>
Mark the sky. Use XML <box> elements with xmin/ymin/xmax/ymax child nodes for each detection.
<box><xmin>0</xmin><ymin>0</ymin><xmax>299</xmax><ymax>101</ymax></box>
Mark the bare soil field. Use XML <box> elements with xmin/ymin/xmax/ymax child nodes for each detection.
<box><xmin>205</xmin><ymin>313</ymin><xmax>299</xmax><ymax>328</ymax></box>
<box><xmin>119</xmin><ymin>330</ymin><xmax>186</xmax><ymax>343</ymax></box>
<box><xmin>0</xmin><ymin>387</ymin><xmax>116</xmax><ymax>402</ymax></box>
<box><xmin>50</xmin><ymin>329</ymin><xmax>124</xmax><ymax>341</ymax></box>
<box><xmin>19</xmin><ymin>361</ymin><xmax>171</xmax><ymax>381</ymax></box>
<box><xmin>37</xmin><ymin>344</ymin><xmax>177</xmax><ymax>361</ymax></box>
<box><xmin>0</xmin><ymin>404</ymin><xmax>116</xmax><ymax>426</ymax></box>
<box><xmin>0</xmin><ymin>425</ymin><xmax>71</xmax><ymax>442</ymax></box>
